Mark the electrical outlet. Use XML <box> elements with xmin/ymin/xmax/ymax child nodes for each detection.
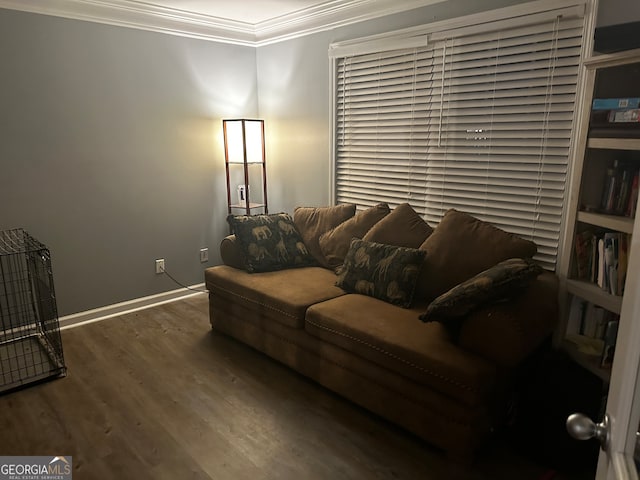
<box><xmin>200</xmin><ymin>248</ymin><xmax>209</xmax><ymax>263</ymax></box>
<box><xmin>155</xmin><ymin>258</ymin><xmax>165</xmax><ymax>274</ymax></box>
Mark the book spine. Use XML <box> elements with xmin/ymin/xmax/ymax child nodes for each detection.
<box><xmin>616</xmin><ymin>168</ymin><xmax>632</xmax><ymax>215</ymax></box>
<box><xmin>594</xmin><ymin>307</ymin><xmax>607</xmax><ymax>339</ymax></box>
<box><xmin>608</xmin><ymin>109</ymin><xmax>640</xmax><ymax>123</ymax></box>
<box><xmin>590</xmin><ymin>234</ymin><xmax>598</xmax><ymax>284</ymax></box>
<box><xmin>582</xmin><ymin>303</ymin><xmax>598</xmax><ymax>337</ymax></box>
<box><xmin>618</xmin><ymin>233</ymin><xmax>629</xmax><ymax>295</ymax></box>
<box><xmin>597</xmin><ymin>238</ymin><xmax>606</xmax><ymax>290</ymax></box>
<box><xmin>592</xmin><ymin>98</ymin><xmax>640</xmax><ymax>110</ymax></box>
<box><xmin>603</xmin><ymin>232</ymin><xmax>619</xmax><ymax>295</ymax></box>
<box><xmin>601</xmin><ymin>162</ymin><xmax>621</xmax><ymax>213</ymax></box>
<box><xmin>600</xmin><ymin>319</ymin><xmax>620</xmax><ymax>368</ymax></box>
<box><xmin>627</xmin><ymin>171</ymin><xmax>639</xmax><ymax>217</ymax></box>
<box><xmin>567</xmin><ymin>297</ymin><xmax>586</xmax><ymax>334</ymax></box>
<box><xmin>574</xmin><ymin>231</ymin><xmax>591</xmax><ymax>280</ymax></box>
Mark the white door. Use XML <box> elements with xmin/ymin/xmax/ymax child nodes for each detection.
<box><xmin>575</xmin><ymin>214</ymin><xmax>640</xmax><ymax>480</ymax></box>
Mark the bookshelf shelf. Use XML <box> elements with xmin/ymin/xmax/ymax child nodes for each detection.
<box><xmin>566</xmin><ymin>279</ymin><xmax>623</xmax><ymax>315</ymax></box>
<box><xmin>577</xmin><ymin>211</ymin><xmax>634</xmax><ymax>233</ymax></box>
<box><xmin>587</xmin><ymin>137</ymin><xmax>640</xmax><ymax>151</ymax></box>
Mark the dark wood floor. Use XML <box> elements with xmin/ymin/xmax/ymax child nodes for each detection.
<box><xmin>0</xmin><ymin>295</ymin><xmax>590</xmax><ymax>479</ymax></box>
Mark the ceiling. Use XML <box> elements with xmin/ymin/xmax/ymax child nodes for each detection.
<box><xmin>0</xmin><ymin>0</ymin><xmax>448</xmax><ymax>46</ymax></box>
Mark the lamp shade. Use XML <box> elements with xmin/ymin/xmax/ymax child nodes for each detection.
<box><xmin>223</xmin><ymin>119</ymin><xmax>265</xmax><ymax>164</ymax></box>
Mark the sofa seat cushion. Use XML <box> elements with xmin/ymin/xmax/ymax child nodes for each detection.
<box><xmin>305</xmin><ymin>294</ymin><xmax>497</xmax><ymax>406</ymax></box>
<box><xmin>205</xmin><ymin>265</ymin><xmax>345</xmax><ymax>329</ymax></box>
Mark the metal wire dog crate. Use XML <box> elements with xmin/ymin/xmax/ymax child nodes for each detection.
<box><xmin>0</xmin><ymin>229</ymin><xmax>66</xmax><ymax>393</ymax></box>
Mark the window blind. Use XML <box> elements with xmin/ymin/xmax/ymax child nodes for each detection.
<box><xmin>334</xmin><ymin>5</ymin><xmax>586</xmax><ymax>269</ymax></box>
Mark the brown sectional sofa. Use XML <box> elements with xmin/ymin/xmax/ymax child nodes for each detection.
<box><xmin>204</xmin><ymin>205</ymin><xmax>559</xmax><ymax>459</ymax></box>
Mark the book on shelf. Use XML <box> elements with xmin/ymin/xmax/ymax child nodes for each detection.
<box><xmin>609</xmin><ymin>109</ymin><xmax>640</xmax><ymax>124</ymax></box>
<box><xmin>616</xmin><ymin>168</ymin><xmax>632</xmax><ymax>214</ymax></box>
<box><xmin>618</xmin><ymin>233</ymin><xmax>629</xmax><ymax>295</ymax></box>
<box><xmin>590</xmin><ymin>97</ymin><xmax>640</xmax><ymax>137</ymax></box>
<box><xmin>584</xmin><ymin>303</ymin><xmax>607</xmax><ymax>339</ymax></box>
<box><xmin>627</xmin><ymin>171</ymin><xmax>639</xmax><ymax>217</ymax></box>
<box><xmin>566</xmin><ymin>297</ymin><xmax>620</xmax><ymax>364</ymax></box>
<box><xmin>597</xmin><ymin>238</ymin><xmax>606</xmax><ymax>290</ymax></box>
<box><xmin>592</xmin><ymin>98</ymin><xmax>640</xmax><ymax>110</ymax></box>
<box><xmin>574</xmin><ymin>230</ymin><xmax>593</xmax><ymax>280</ymax></box>
<box><xmin>600</xmin><ymin>318</ymin><xmax>620</xmax><ymax>369</ymax></box>
<box><xmin>600</xmin><ymin>162</ymin><xmax>619</xmax><ymax>213</ymax></box>
<box><xmin>567</xmin><ymin>296</ymin><xmax>586</xmax><ymax>333</ymax></box>
<box><xmin>599</xmin><ymin>160</ymin><xmax>639</xmax><ymax>216</ymax></box>
<box><xmin>603</xmin><ymin>232</ymin><xmax>618</xmax><ymax>295</ymax></box>
<box><xmin>573</xmin><ymin>230</ymin><xmax>630</xmax><ymax>295</ymax></box>
<box><xmin>590</xmin><ymin>233</ymin><xmax>598</xmax><ymax>284</ymax></box>
<box><xmin>567</xmin><ymin>298</ymin><xmax>598</xmax><ymax>339</ymax></box>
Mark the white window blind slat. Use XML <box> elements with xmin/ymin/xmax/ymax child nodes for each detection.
<box><xmin>339</xmin><ymin>122</ymin><xmax>566</xmax><ymax>137</ymax></box>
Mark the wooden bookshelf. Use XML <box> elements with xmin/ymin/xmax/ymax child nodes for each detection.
<box><xmin>558</xmin><ymin>52</ymin><xmax>640</xmax><ymax>397</ymax></box>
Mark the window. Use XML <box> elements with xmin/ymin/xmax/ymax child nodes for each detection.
<box><xmin>331</xmin><ymin>1</ymin><xmax>590</xmax><ymax>269</ymax></box>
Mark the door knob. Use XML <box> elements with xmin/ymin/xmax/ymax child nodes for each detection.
<box><xmin>566</xmin><ymin>413</ymin><xmax>610</xmax><ymax>450</ymax></box>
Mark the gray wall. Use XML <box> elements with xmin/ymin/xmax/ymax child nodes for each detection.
<box><xmin>0</xmin><ymin>9</ymin><xmax>258</xmax><ymax>315</ymax></box>
<box><xmin>256</xmin><ymin>0</ymin><xmax>533</xmax><ymax>214</ymax></box>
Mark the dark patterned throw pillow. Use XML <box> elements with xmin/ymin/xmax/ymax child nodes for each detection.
<box><xmin>336</xmin><ymin>239</ymin><xmax>426</xmax><ymax>308</ymax></box>
<box><xmin>227</xmin><ymin>213</ymin><xmax>317</xmax><ymax>273</ymax></box>
<box><xmin>419</xmin><ymin>257</ymin><xmax>543</xmax><ymax>323</ymax></box>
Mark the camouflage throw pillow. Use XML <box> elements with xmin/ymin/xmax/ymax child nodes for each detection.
<box><xmin>227</xmin><ymin>213</ymin><xmax>317</xmax><ymax>273</ymax></box>
<box><xmin>336</xmin><ymin>239</ymin><xmax>426</xmax><ymax>308</ymax></box>
<box><xmin>419</xmin><ymin>258</ymin><xmax>543</xmax><ymax>323</ymax></box>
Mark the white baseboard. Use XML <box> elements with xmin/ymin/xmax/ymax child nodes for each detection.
<box><xmin>59</xmin><ymin>284</ymin><xmax>207</xmax><ymax>330</ymax></box>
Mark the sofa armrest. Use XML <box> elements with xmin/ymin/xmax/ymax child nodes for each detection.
<box><xmin>220</xmin><ymin>235</ymin><xmax>246</xmax><ymax>270</ymax></box>
<box><xmin>457</xmin><ymin>272</ymin><xmax>558</xmax><ymax>369</ymax></box>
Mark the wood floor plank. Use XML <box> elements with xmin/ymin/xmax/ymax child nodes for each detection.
<box><xmin>0</xmin><ymin>294</ymin><xmax>582</xmax><ymax>479</ymax></box>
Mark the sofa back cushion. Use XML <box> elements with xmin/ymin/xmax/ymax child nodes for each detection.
<box><xmin>319</xmin><ymin>203</ymin><xmax>390</xmax><ymax>269</ymax></box>
<box><xmin>364</xmin><ymin>203</ymin><xmax>433</xmax><ymax>248</ymax></box>
<box><xmin>417</xmin><ymin>209</ymin><xmax>537</xmax><ymax>301</ymax></box>
<box><xmin>294</xmin><ymin>204</ymin><xmax>356</xmax><ymax>267</ymax></box>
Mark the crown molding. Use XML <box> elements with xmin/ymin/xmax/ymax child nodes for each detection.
<box><xmin>0</xmin><ymin>0</ymin><xmax>257</xmax><ymax>45</ymax></box>
<box><xmin>254</xmin><ymin>0</ymin><xmax>447</xmax><ymax>46</ymax></box>
<box><xmin>0</xmin><ymin>0</ymin><xmax>448</xmax><ymax>47</ymax></box>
